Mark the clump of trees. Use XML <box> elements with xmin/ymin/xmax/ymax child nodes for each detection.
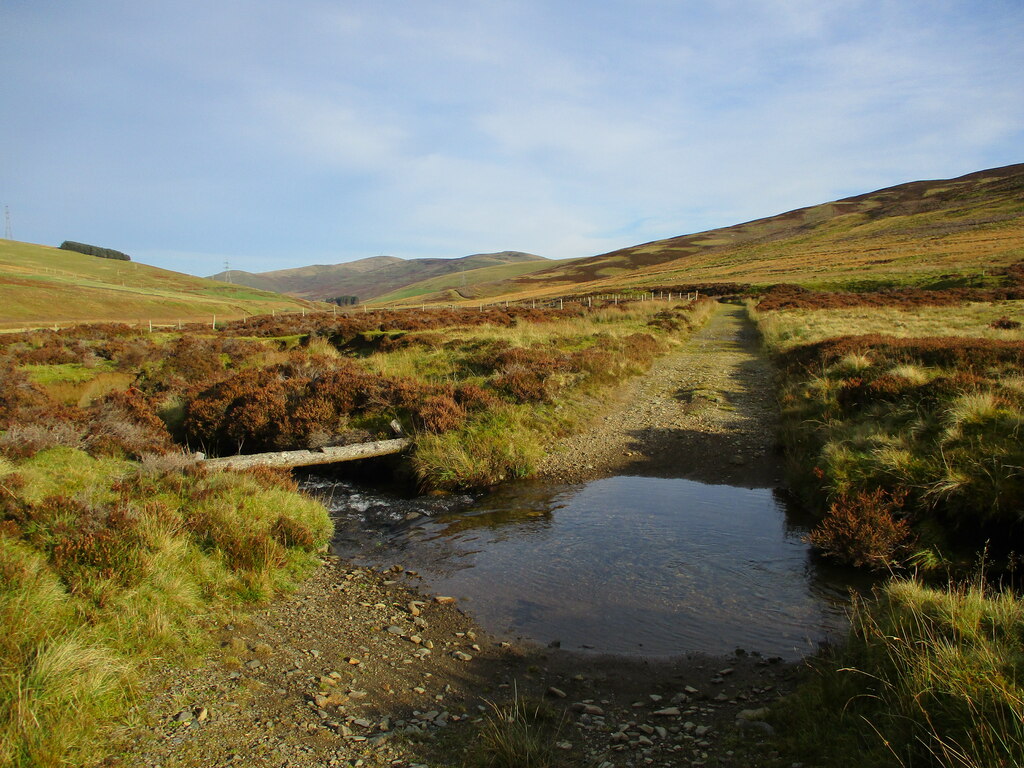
<box><xmin>59</xmin><ymin>240</ymin><xmax>131</xmax><ymax>261</ymax></box>
<box><xmin>327</xmin><ymin>295</ymin><xmax>359</xmax><ymax>306</ymax></box>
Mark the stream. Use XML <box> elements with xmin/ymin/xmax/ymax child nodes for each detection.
<box><xmin>301</xmin><ymin>473</ymin><xmax>868</xmax><ymax>660</ymax></box>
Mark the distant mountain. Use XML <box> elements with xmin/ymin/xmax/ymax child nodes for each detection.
<box><xmin>208</xmin><ymin>251</ymin><xmax>546</xmax><ymax>303</ymax></box>
<box><xmin>502</xmin><ymin>163</ymin><xmax>1024</xmax><ymax>294</ymax></box>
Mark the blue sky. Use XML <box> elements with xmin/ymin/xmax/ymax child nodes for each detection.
<box><xmin>2</xmin><ymin>1</ymin><xmax>1022</xmax><ymax>276</ymax></box>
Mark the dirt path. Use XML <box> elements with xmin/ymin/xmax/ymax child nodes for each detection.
<box><xmin>116</xmin><ymin>303</ymin><xmax>796</xmax><ymax>768</ymax></box>
<box><xmin>539</xmin><ymin>301</ymin><xmax>783</xmax><ymax>487</ymax></box>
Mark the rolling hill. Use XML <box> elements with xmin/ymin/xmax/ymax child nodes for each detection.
<box><xmin>208</xmin><ymin>251</ymin><xmax>548</xmax><ymax>303</ymax></box>
<box><xmin>0</xmin><ymin>239</ymin><xmax>319</xmax><ymax>328</ymax></box>
<box><xmin>493</xmin><ymin>163</ymin><xmax>1024</xmax><ymax>299</ymax></box>
<box><xmin>369</xmin><ymin>257</ymin><xmax>574</xmax><ymax>304</ymax></box>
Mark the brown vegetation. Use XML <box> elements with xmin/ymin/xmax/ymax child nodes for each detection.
<box><xmin>756</xmin><ymin>278</ymin><xmax>1024</xmax><ymax>312</ymax></box>
<box><xmin>807</xmin><ymin>489</ymin><xmax>914</xmax><ymax>569</ymax></box>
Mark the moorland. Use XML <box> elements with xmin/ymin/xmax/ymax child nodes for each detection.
<box><xmin>1</xmin><ymin>163</ymin><xmax>1023</xmax><ymax>768</ymax></box>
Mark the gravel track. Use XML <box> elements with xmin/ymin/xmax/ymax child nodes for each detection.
<box><xmin>538</xmin><ymin>301</ymin><xmax>783</xmax><ymax>487</ymax></box>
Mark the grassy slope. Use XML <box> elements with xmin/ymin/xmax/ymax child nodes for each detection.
<box><xmin>496</xmin><ymin>164</ymin><xmax>1024</xmax><ymax>299</ymax></box>
<box><xmin>0</xmin><ymin>239</ymin><xmax>317</xmax><ymax>328</ymax></box>
<box><xmin>370</xmin><ymin>258</ymin><xmax>572</xmax><ymax>304</ymax></box>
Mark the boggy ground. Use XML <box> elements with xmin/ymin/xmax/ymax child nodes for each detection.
<box><xmin>116</xmin><ymin>302</ymin><xmax>801</xmax><ymax>768</ymax></box>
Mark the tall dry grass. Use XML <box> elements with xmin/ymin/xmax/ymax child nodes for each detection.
<box><xmin>775</xmin><ymin>577</ymin><xmax>1024</xmax><ymax>768</ymax></box>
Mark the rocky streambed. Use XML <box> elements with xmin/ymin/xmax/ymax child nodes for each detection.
<box><xmin>119</xmin><ymin>556</ymin><xmax>798</xmax><ymax>768</ymax></box>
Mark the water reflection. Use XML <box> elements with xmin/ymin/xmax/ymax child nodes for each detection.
<box><xmin>302</xmin><ymin>474</ymin><xmax>868</xmax><ymax>660</ymax></box>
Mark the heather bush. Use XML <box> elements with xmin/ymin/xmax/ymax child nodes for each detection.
<box><xmin>807</xmin><ymin>489</ymin><xmax>914</xmax><ymax>569</ymax></box>
<box><xmin>0</xmin><ymin>423</ymin><xmax>86</xmax><ymax>459</ymax></box>
<box><xmin>0</xmin><ymin>363</ymin><xmax>56</xmax><ymax>429</ymax></box>
<box><xmin>83</xmin><ymin>388</ymin><xmax>173</xmax><ymax>459</ymax></box>
<box><xmin>989</xmin><ymin>315</ymin><xmax>1021</xmax><ymax>329</ymax></box>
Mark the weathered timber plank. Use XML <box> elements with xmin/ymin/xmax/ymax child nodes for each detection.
<box><xmin>201</xmin><ymin>438</ymin><xmax>412</xmax><ymax>471</ymax></box>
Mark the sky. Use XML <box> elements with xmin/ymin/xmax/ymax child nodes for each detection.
<box><xmin>2</xmin><ymin>1</ymin><xmax>1022</xmax><ymax>277</ymax></box>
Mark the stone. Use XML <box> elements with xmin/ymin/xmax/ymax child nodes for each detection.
<box><xmin>196</xmin><ymin>707</ymin><xmax>209</xmax><ymax>723</ymax></box>
<box><xmin>684</xmin><ymin>686</ymin><xmax>699</xmax><ymax>695</ymax></box>
<box><xmin>386</xmin><ymin>626</ymin><xmax>405</xmax><ymax>635</ymax></box>
<box><xmin>652</xmin><ymin>707</ymin><xmax>681</xmax><ymax>717</ymax></box>
<box><xmin>694</xmin><ymin>725</ymin><xmax>710</xmax><ymax>737</ymax></box>
<box><xmin>452</xmin><ymin>651</ymin><xmax>472</xmax><ymax>661</ymax></box>
<box><xmin>434</xmin><ymin>596</ymin><xmax>456</xmax><ymax>604</ymax></box>
<box><xmin>547</xmin><ymin>687</ymin><xmax>568</xmax><ymax>699</ymax></box>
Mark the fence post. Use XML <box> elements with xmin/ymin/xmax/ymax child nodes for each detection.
<box><xmin>212</xmin><ymin>314</ymin><xmax>216</xmax><ymax>330</ymax></box>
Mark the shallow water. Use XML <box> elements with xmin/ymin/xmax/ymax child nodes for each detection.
<box><xmin>302</xmin><ymin>474</ymin><xmax>866</xmax><ymax>660</ymax></box>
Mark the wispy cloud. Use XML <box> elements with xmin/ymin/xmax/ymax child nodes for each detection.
<box><xmin>1</xmin><ymin>0</ymin><xmax>1021</xmax><ymax>274</ymax></box>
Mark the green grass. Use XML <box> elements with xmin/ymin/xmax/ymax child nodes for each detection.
<box><xmin>0</xmin><ymin>449</ymin><xmax>331</xmax><ymax>767</ymax></box>
<box><xmin>774</xmin><ymin>577</ymin><xmax>1024</xmax><ymax>768</ymax></box>
<box><xmin>0</xmin><ymin>238</ymin><xmax>317</xmax><ymax>327</ymax></box>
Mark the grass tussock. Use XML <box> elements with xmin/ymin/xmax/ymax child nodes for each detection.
<box><xmin>764</xmin><ymin>331</ymin><xmax>1024</xmax><ymax>565</ymax></box>
<box><xmin>466</xmin><ymin>691</ymin><xmax>568</xmax><ymax>768</ymax></box>
<box><xmin>0</xmin><ymin>447</ymin><xmax>331</xmax><ymax>768</ymax></box>
<box><xmin>775</xmin><ymin>576</ymin><xmax>1024</xmax><ymax>768</ymax></box>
